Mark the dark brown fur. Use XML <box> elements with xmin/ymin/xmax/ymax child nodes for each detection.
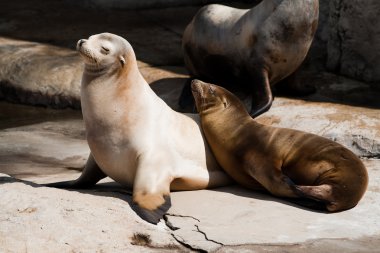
<box><xmin>192</xmin><ymin>80</ymin><xmax>368</xmax><ymax>212</ymax></box>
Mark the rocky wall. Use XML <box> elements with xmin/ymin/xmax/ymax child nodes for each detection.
<box><xmin>327</xmin><ymin>0</ymin><xmax>380</xmax><ymax>87</ymax></box>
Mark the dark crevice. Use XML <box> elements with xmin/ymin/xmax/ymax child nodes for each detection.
<box><xmin>164</xmin><ymin>214</ymin><xmax>204</xmax><ymax>252</ymax></box>
<box><xmin>165</xmin><ymin>213</ymin><xmax>201</xmax><ymax>222</ymax></box>
<box><xmin>359</xmin><ymin>154</ymin><xmax>380</xmax><ymax>159</ymax></box>
<box><xmin>164</xmin><ymin>213</ymin><xmax>224</xmax><ymax>252</ymax></box>
<box><xmin>350</xmin><ymin>135</ymin><xmax>380</xmax><ymax>159</ymax></box>
<box><xmin>335</xmin><ymin>0</ymin><xmax>343</xmax><ymax>73</ymax></box>
<box><xmin>194</xmin><ymin>225</ymin><xmax>224</xmax><ymax>246</ymax></box>
<box><xmin>170</xmin><ymin>233</ymin><xmax>207</xmax><ymax>253</ymax></box>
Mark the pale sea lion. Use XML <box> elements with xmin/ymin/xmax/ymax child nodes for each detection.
<box><xmin>191</xmin><ymin>79</ymin><xmax>368</xmax><ymax>212</ymax></box>
<box><xmin>180</xmin><ymin>0</ymin><xmax>319</xmax><ymax>117</ymax></box>
<box><xmin>45</xmin><ymin>33</ymin><xmax>231</xmax><ymax>224</ymax></box>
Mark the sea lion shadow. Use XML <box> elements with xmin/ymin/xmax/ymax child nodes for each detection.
<box><xmin>0</xmin><ymin>176</ymin><xmax>136</xmax><ymax>211</ymax></box>
<box><xmin>150</xmin><ymin>77</ymin><xmax>191</xmax><ymax>112</ymax></box>
<box><xmin>61</xmin><ymin>182</ymin><xmax>136</xmax><ymax>208</ymax></box>
<box><xmin>212</xmin><ymin>185</ymin><xmax>329</xmax><ymax>214</ymax></box>
<box><xmin>0</xmin><ymin>176</ymin><xmax>41</xmax><ymax>187</ymax></box>
<box><xmin>1</xmin><ymin>176</ymin><xmax>328</xmax><ymax>218</ymax></box>
<box><xmin>150</xmin><ymin>76</ymin><xmax>254</xmax><ymax>114</ymax></box>
<box><xmin>273</xmin><ymin>70</ymin><xmax>380</xmax><ymax>110</ymax></box>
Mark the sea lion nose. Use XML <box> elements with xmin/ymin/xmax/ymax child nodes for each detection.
<box><xmin>77</xmin><ymin>39</ymin><xmax>86</xmax><ymax>49</ymax></box>
<box><xmin>191</xmin><ymin>79</ymin><xmax>203</xmax><ymax>92</ymax></box>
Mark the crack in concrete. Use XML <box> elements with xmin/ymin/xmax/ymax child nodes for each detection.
<box><xmin>317</xmin><ymin>120</ymin><xmax>333</xmax><ymax>136</ymax></box>
<box><xmin>163</xmin><ymin>215</ymin><xmax>180</xmax><ymax>231</ymax></box>
<box><xmin>165</xmin><ymin>213</ymin><xmax>201</xmax><ymax>222</ymax></box>
<box><xmin>164</xmin><ymin>213</ymin><xmax>224</xmax><ymax>252</ymax></box>
<box><xmin>194</xmin><ymin>224</ymin><xmax>224</xmax><ymax>246</ymax></box>
<box><xmin>163</xmin><ymin>213</ymin><xmax>206</xmax><ymax>252</ymax></box>
<box><xmin>169</xmin><ymin>233</ymin><xmax>207</xmax><ymax>253</ymax></box>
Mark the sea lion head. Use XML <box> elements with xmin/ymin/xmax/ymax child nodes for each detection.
<box><xmin>191</xmin><ymin>79</ymin><xmax>248</xmax><ymax>117</ymax></box>
<box><xmin>76</xmin><ymin>32</ymin><xmax>134</xmax><ymax>75</ymax></box>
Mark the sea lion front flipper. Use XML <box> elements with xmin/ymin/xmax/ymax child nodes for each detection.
<box><xmin>132</xmin><ymin>158</ymin><xmax>172</xmax><ymax>224</ymax></box>
<box><xmin>132</xmin><ymin>195</ymin><xmax>171</xmax><ymax>225</ymax></box>
<box><xmin>249</xmin><ymin>69</ymin><xmax>273</xmax><ymax>118</ymax></box>
<box><xmin>251</xmin><ymin>165</ymin><xmax>301</xmax><ymax>198</ymax></box>
<box><xmin>44</xmin><ymin>153</ymin><xmax>106</xmax><ymax>189</ymax></box>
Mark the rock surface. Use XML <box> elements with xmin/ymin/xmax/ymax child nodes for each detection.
<box><xmin>1</xmin><ymin>83</ymin><xmax>380</xmax><ymax>252</ymax></box>
<box><xmin>1</xmin><ymin>0</ymin><xmax>379</xmax><ymax>108</ymax></box>
<box><xmin>71</xmin><ymin>0</ymin><xmax>227</xmax><ymax>9</ymax></box>
<box><xmin>0</xmin><ymin>174</ymin><xmax>184</xmax><ymax>253</ymax></box>
<box><xmin>0</xmin><ymin>38</ymin><xmax>82</xmax><ymax>108</ymax></box>
<box><xmin>1</xmin><ymin>1</ymin><xmax>380</xmax><ymax>252</ymax></box>
<box><xmin>167</xmin><ymin>159</ymin><xmax>380</xmax><ymax>251</ymax></box>
<box><xmin>327</xmin><ymin>0</ymin><xmax>380</xmax><ymax>86</ymax></box>
<box><xmin>1</xmin><ymin>141</ymin><xmax>380</xmax><ymax>253</ymax></box>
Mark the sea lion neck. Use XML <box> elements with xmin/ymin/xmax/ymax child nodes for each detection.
<box><xmin>82</xmin><ymin>57</ymin><xmax>139</xmax><ymax>87</ymax></box>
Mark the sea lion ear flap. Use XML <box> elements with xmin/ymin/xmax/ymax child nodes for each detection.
<box><xmin>119</xmin><ymin>55</ymin><xmax>126</xmax><ymax>67</ymax></box>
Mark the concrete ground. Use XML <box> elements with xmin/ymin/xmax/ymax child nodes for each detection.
<box><xmin>1</xmin><ymin>1</ymin><xmax>380</xmax><ymax>252</ymax></box>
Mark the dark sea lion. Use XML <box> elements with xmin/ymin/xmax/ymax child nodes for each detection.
<box><xmin>191</xmin><ymin>79</ymin><xmax>368</xmax><ymax>212</ymax></box>
<box><xmin>44</xmin><ymin>33</ymin><xmax>231</xmax><ymax>224</ymax></box>
<box><xmin>181</xmin><ymin>0</ymin><xmax>319</xmax><ymax>117</ymax></box>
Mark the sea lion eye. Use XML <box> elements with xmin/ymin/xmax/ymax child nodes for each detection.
<box><xmin>101</xmin><ymin>46</ymin><xmax>110</xmax><ymax>54</ymax></box>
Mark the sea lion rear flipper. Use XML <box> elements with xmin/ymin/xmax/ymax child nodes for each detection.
<box><xmin>43</xmin><ymin>153</ymin><xmax>106</xmax><ymax>189</ymax></box>
<box><xmin>250</xmin><ymin>69</ymin><xmax>273</xmax><ymax>118</ymax></box>
<box><xmin>294</xmin><ymin>184</ymin><xmax>335</xmax><ymax>210</ymax></box>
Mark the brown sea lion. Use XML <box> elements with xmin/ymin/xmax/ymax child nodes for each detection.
<box><xmin>180</xmin><ymin>0</ymin><xmax>319</xmax><ymax>117</ymax></box>
<box><xmin>44</xmin><ymin>33</ymin><xmax>231</xmax><ymax>224</ymax></box>
<box><xmin>191</xmin><ymin>79</ymin><xmax>368</xmax><ymax>212</ymax></box>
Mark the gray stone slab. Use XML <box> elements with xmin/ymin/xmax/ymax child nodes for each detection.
<box><xmin>256</xmin><ymin>98</ymin><xmax>380</xmax><ymax>158</ymax></box>
<box><xmin>166</xmin><ymin>159</ymin><xmax>380</xmax><ymax>251</ymax></box>
<box><xmin>0</xmin><ymin>174</ymin><xmax>184</xmax><ymax>252</ymax></box>
<box><xmin>0</xmin><ymin>37</ymin><xmax>178</xmax><ymax>108</ymax></box>
<box><xmin>0</xmin><ymin>38</ymin><xmax>82</xmax><ymax>108</ymax></box>
<box><xmin>0</xmin><ymin>1</ymin><xmax>379</xmax><ymax>251</ymax></box>
<box><xmin>0</xmin><ymin>121</ymin><xmax>88</xmax><ymax>180</ymax></box>
<box><xmin>1</xmin><ymin>104</ymin><xmax>379</xmax><ymax>252</ymax></box>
